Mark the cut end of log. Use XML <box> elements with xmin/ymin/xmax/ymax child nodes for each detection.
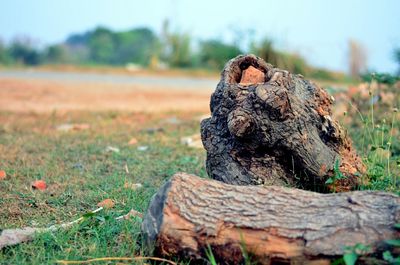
<box><xmin>239</xmin><ymin>65</ymin><xmax>265</xmax><ymax>85</ymax></box>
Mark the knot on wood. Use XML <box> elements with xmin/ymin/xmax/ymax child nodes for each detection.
<box><xmin>256</xmin><ymin>85</ymin><xmax>292</xmax><ymax>120</ymax></box>
<box><xmin>227</xmin><ymin>109</ymin><xmax>254</xmax><ymax>138</ymax></box>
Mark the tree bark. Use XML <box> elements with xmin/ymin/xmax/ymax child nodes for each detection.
<box><xmin>200</xmin><ymin>54</ymin><xmax>365</xmax><ymax>192</ymax></box>
<box><xmin>142</xmin><ymin>173</ymin><xmax>400</xmax><ymax>264</ymax></box>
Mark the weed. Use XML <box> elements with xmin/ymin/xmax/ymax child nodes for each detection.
<box><xmin>205</xmin><ymin>245</ymin><xmax>217</xmax><ymax>265</ymax></box>
<box><xmin>340</xmin><ymin>75</ymin><xmax>399</xmax><ymax>192</ymax></box>
<box><xmin>325</xmin><ymin>159</ymin><xmax>347</xmax><ymax>192</ymax></box>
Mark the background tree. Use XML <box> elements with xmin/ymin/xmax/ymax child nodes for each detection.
<box><xmin>0</xmin><ymin>25</ymin><xmax>370</xmax><ymax>83</ymax></box>
<box><xmin>45</xmin><ymin>44</ymin><xmax>69</xmax><ymax>64</ymax></box>
<box><xmin>64</xmin><ymin>31</ymin><xmax>91</xmax><ymax>63</ymax></box>
<box><xmin>199</xmin><ymin>40</ymin><xmax>242</xmax><ymax>70</ymax></box>
<box><xmin>8</xmin><ymin>37</ymin><xmax>41</xmax><ymax>65</ymax></box>
<box><xmin>251</xmin><ymin>38</ymin><xmax>309</xmax><ymax>75</ymax></box>
<box><xmin>159</xmin><ymin>20</ymin><xmax>193</xmax><ymax>68</ymax></box>
<box><xmin>87</xmin><ymin>27</ymin><xmax>115</xmax><ymax>64</ymax></box>
<box><xmin>114</xmin><ymin>28</ymin><xmax>158</xmax><ymax>66</ymax></box>
<box><xmin>165</xmin><ymin>32</ymin><xmax>192</xmax><ymax>68</ymax></box>
<box><xmin>251</xmin><ymin>38</ymin><xmax>279</xmax><ymax>66</ymax></box>
<box><xmin>0</xmin><ymin>40</ymin><xmax>12</xmax><ymax>64</ymax></box>
<box><xmin>277</xmin><ymin>52</ymin><xmax>310</xmax><ymax>75</ymax></box>
<box><xmin>64</xmin><ymin>26</ymin><xmax>158</xmax><ymax>66</ymax></box>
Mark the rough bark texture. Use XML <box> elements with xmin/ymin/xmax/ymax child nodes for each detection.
<box><xmin>142</xmin><ymin>173</ymin><xmax>400</xmax><ymax>264</ymax></box>
<box><xmin>201</xmin><ymin>54</ymin><xmax>365</xmax><ymax>191</ymax></box>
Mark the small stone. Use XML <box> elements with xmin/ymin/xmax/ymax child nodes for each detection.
<box><xmin>72</xmin><ymin>163</ymin><xmax>85</xmax><ymax>171</ymax></box>
<box><xmin>239</xmin><ymin>66</ymin><xmax>265</xmax><ymax>85</ymax></box>
<box><xmin>181</xmin><ymin>134</ymin><xmax>203</xmax><ymax>149</ymax></box>
<box><xmin>32</xmin><ymin>180</ymin><xmax>47</xmax><ymax>191</ymax></box>
<box><xmin>56</xmin><ymin>123</ymin><xmax>90</xmax><ymax>132</ymax></box>
<box><xmin>128</xmin><ymin>138</ymin><xmax>138</xmax><ymax>145</ymax></box>
<box><xmin>105</xmin><ymin>146</ymin><xmax>120</xmax><ymax>153</ymax></box>
<box><xmin>137</xmin><ymin>146</ymin><xmax>149</xmax><ymax>151</ymax></box>
<box><xmin>123</xmin><ymin>182</ymin><xmax>143</xmax><ymax>190</ymax></box>
<box><xmin>97</xmin><ymin>199</ymin><xmax>115</xmax><ymax>209</ymax></box>
<box><xmin>0</xmin><ymin>170</ymin><xmax>6</xmax><ymax>180</ymax></box>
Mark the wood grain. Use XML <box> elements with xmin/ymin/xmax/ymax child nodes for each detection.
<box><xmin>142</xmin><ymin>173</ymin><xmax>400</xmax><ymax>264</ymax></box>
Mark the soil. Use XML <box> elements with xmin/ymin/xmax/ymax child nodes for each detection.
<box><xmin>0</xmin><ymin>76</ymin><xmax>214</xmax><ymax>113</ymax></box>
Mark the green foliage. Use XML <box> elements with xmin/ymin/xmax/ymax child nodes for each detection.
<box><xmin>342</xmin><ymin>243</ymin><xmax>371</xmax><ymax>265</ymax></box>
<box><xmin>383</xmin><ymin>251</ymin><xmax>400</xmax><ymax>264</ymax></box>
<box><xmin>165</xmin><ymin>32</ymin><xmax>192</xmax><ymax>68</ymax></box>
<box><xmin>325</xmin><ymin>159</ymin><xmax>348</xmax><ymax>192</ymax></box>
<box><xmin>45</xmin><ymin>45</ymin><xmax>69</xmax><ymax>63</ymax></box>
<box><xmin>205</xmin><ymin>245</ymin><xmax>218</xmax><ymax>265</ymax></box>
<box><xmin>361</xmin><ymin>72</ymin><xmax>400</xmax><ymax>85</ymax></box>
<box><xmin>114</xmin><ymin>28</ymin><xmax>158</xmax><ymax>66</ymax></box>
<box><xmin>78</xmin><ymin>26</ymin><xmax>159</xmax><ymax>65</ymax></box>
<box><xmin>343</xmin><ymin>252</ymin><xmax>358</xmax><ymax>265</ymax></box>
<box><xmin>66</xmin><ymin>31</ymin><xmax>91</xmax><ymax>46</ymax></box>
<box><xmin>386</xmin><ymin>239</ymin><xmax>400</xmax><ymax>247</ymax></box>
<box><xmin>47</xmin><ymin>26</ymin><xmax>159</xmax><ymax>66</ymax></box>
<box><xmin>251</xmin><ymin>38</ymin><xmax>310</xmax><ymax>75</ymax></box>
<box><xmin>277</xmin><ymin>52</ymin><xmax>310</xmax><ymax>75</ymax></box>
<box><xmin>91</xmin><ymin>27</ymin><xmax>158</xmax><ymax>65</ymax></box>
<box><xmin>8</xmin><ymin>39</ymin><xmax>42</xmax><ymax>65</ymax></box>
<box><xmin>381</xmin><ymin>224</ymin><xmax>400</xmax><ymax>264</ymax></box>
<box><xmin>200</xmin><ymin>39</ymin><xmax>242</xmax><ymax>70</ymax></box>
<box><xmin>251</xmin><ymin>38</ymin><xmax>278</xmax><ymax>66</ymax></box>
<box><xmin>309</xmin><ymin>68</ymin><xmax>337</xmax><ymax>80</ymax></box>
<box><xmin>87</xmin><ymin>27</ymin><xmax>115</xmax><ymax>64</ymax></box>
<box><xmin>0</xmin><ymin>26</ymin><xmax>374</xmax><ymax>82</ymax></box>
<box><xmin>0</xmin><ymin>41</ymin><xmax>12</xmax><ymax>64</ymax></box>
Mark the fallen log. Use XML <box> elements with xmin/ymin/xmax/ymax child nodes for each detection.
<box><xmin>201</xmin><ymin>54</ymin><xmax>365</xmax><ymax>191</ymax></box>
<box><xmin>142</xmin><ymin>173</ymin><xmax>400</xmax><ymax>264</ymax></box>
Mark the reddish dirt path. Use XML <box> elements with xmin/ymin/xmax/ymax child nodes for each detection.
<box><xmin>0</xmin><ymin>78</ymin><xmax>213</xmax><ymax>113</ymax></box>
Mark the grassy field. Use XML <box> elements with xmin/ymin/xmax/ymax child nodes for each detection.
<box><xmin>0</xmin><ymin>111</ymin><xmax>208</xmax><ymax>264</ymax></box>
<box><xmin>0</xmin><ymin>79</ymin><xmax>399</xmax><ymax>264</ymax></box>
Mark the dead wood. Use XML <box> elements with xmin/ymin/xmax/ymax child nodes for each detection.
<box><xmin>142</xmin><ymin>173</ymin><xmax>400</xmax><ymax>264</ymax></box>
<box><xmin>201</xmin><ymin>54</ymin><xmax>365</xmax><ymax>191</ymax></box>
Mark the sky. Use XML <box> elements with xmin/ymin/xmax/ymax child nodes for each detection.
<box><xmin>0</xmin><ymin>0</ymin><xmax>399</xmax><ymax>73</ymax></box>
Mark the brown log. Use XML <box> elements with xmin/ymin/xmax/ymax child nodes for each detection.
<box><xmin>201</xmin><ymin>54</ymin><xmax>365</xmax><ymax>192</ymax></box>
<box><xmin>142</xmin><ymin>173</ymin><xmax>400</xmax><ymax>264</ymax></box>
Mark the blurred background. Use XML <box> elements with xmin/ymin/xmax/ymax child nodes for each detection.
<box><xmin>0</xmin><ymin>0</ymin><xmax>399</xmax><ymax>76</ymax></box>
<box><xmin>0</xmin><ymin>0</ymin><xmax>399</xmax><ymax>113</ymax></box>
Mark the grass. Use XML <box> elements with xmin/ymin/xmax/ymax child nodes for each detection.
<box><xmin>0</xmin><ymin>111</ymin><xmax>206</xmax><ymax>264</ymax></box>
<box><xmin>0</xmin><ymin>79</ymin><xmax>399</xmax><ymax>264</ymax></box>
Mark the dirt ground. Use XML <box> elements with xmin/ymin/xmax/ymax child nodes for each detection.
<box><xmin>0</xmin><ymin>78</ymin><xmax>213</xmax><ymax>113</ymax></box>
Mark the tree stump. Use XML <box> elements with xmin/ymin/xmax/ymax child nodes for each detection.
<box><xmin>201</xmin><ymin>54</ymin><xmax>365</xmax><ymax>191</ymax></box>
<box><xmin>142</xmin><ymin>173</ymin><xmax>400</xmax><ymax>264</ymax></box>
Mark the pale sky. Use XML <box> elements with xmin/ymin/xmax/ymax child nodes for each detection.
<box><xmin>0</xmin><ymin>0</ymin><xmax>399</xmax><ymax>73</ymax></box>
